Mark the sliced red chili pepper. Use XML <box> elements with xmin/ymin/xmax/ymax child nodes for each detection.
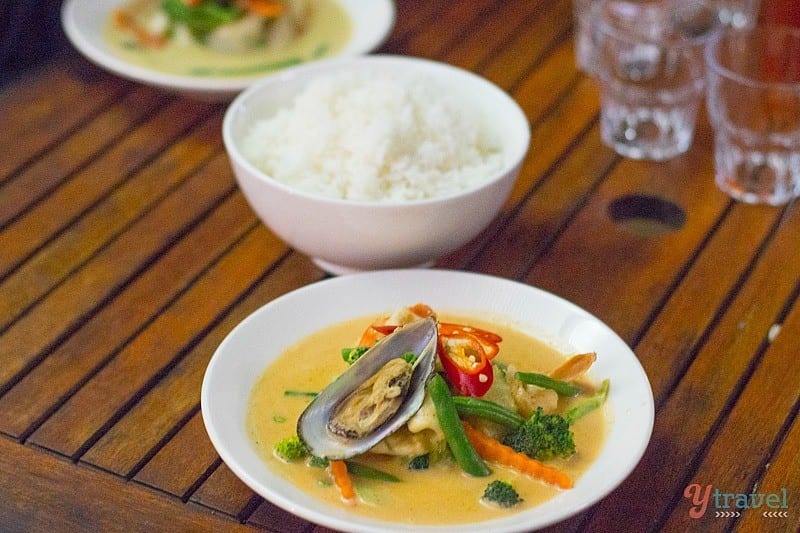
<box><xmin>357</xmin><ymin>305</ymin><xmax>434</xmax><ymax>347</ymax></box>
<box><xmin>357</xmin><ymin>323</ymin><xmax>399</xmax><ymax>347</ymax></box>
<box><xmin>438</xmin><ymin>323</ymin><xmax>502</xmax><ymax>344</ymax></box>
<box><xmin>438</xmin><ymin>333</ymin><xmax>494</xmax><ymax>397</ymax></box>
<box><xmin>371</xmin><ymin>324</ymin><xmax>400</xmax><ymax>335</ymax></box>
<box><xmin>438</xmin><ymin>323</ymin><xmax>502</xmax><ymax>359</ymax></box>
<box><xmin>357</xmin><ymin>318</ymin><xmax>389</xmax><ymax>347</ymax></box>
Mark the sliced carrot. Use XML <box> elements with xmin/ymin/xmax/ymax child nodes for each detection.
<box><xmin>328</xmin><ymin>460</ymin><xmax>356</xmax><ymax>503</ymax></box>
<box><xmin>239</xmin><ymin>0</ymin><xmax>286</xmax><ymax>18</ymax></box>
<box><xmin>461</xmin><ymin>421</ymin><xmax>573</xmax><ymax>489</ymax></box>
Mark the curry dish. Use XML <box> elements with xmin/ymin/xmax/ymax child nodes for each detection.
<box><xmin>247</xmin><ymin>305</ymin><xmax>610</xmax><ymax>526</ymax></box>
<box><xmin>105</xmin><ymin>0</ymin><xmax>350</xmax><ymax>77</ymax></box>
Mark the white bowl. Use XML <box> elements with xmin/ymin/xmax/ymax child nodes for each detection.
<box><xmin>201</xmin><ymin>269</ymin><xmax>655</xmax><ymax>532</ymax></box>
<box><xmin>61</xmin><ymin>0</ymin><xmax>396</xmax><ymax>101</ymax></box>
<box><xmin>223</xmin><ymin>55</ymin><xmax>531</xmax><ymax>274</ymax></box>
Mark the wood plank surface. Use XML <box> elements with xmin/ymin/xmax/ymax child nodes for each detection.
<box><xmin>0</xmin><ymin>113</ymin><xmax>225</xmax><ymax>335</ymax></box>
<box><xmin>83</xmin><ymin>253</ymin><xmax>323</xmax><ymax>477</ymax></box>
<box><xmin>0</xmin><ymin>64</ymin><xmax>130</xmax><ymax>181</ymax></box>
<box><xmin>27</xmin><ymin>222</ymin><xmax>286</xmax><ymax>456</ymax></box>
<box><xmin>661</xmin><ymin>275</ymin><xmax>800</xmax><ymax>531</ymax></box>
<box><xmin>0</xmin><ymin>163</ymin><xmax>246</xmax><ymax>437</ymax></box>
<box><xmin>736</xmin><ymin>409</ymin><xmax>800</xmax><ymax>533</ymax></box>
<box><xmin>0</xmin><ymin>435</ymin><xmax>251</xmax><ymax>532</ymax></box>
<box><xmin>0</xmin><ymin>98</ymin><xmax>214</xmax><ymax>277</ymax></box>
<box><xmin>480</xmin><ymin>0</ymin><xmax>573</xmax><ymax>90</ymax></box>
<box><xmin>524</xmin><ymin>126</ymin><xmax>728</xmax><ymax>342</ymax></box>
<box><xmin>581</xmin><ymin>203</ymin><xmax>800</xmax><ymax>532</ymax></box>
<box><xmin>0</xmin><ymin>85</ymin><xmax>168</xmax><ymax>227</ymax></box>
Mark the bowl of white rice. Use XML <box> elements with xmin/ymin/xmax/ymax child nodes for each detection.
<box><xmin>223</xmin><ymin>55</ymin><xmax>530</xmax><ymax>274</ymax></box>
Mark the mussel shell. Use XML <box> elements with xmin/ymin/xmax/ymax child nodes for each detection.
<box><xmin>297</xmin><ymin>317</ymin><xmax>438</xmax><ymax>460</ymax></box>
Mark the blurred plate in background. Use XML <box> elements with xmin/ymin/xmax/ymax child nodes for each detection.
<box><xmin>61</xmin><ymin>0</ymin><xmax>395</xmax><ymax>101</ymax></box>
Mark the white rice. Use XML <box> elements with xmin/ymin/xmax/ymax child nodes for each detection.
<box><xmin>240</xmin><ymin>71</ymin><xmax>504</xmax><ymax>202</ymax></box>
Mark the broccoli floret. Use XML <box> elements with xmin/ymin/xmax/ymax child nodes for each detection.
<box><xmin>502</xmin><ymin>407</ymin><xmax>575</xmax><ymax>461</ymax></box>
<box><xmin>408</xmin><ymin>454</ymin><xmax>430</xmax><ymax>470</ymax></box>
<box><xmin>341</xmin><ymin>346</ymin><xmax>370</xmax><ymax>365</ymax></box>
<box><xmin>273</xmin><ymin>435</ymin><xmax>308</xmax><ymax>461</ymax></box>
<box><xmin>482</xmin><ymin>480</ymin><xmax>523</xmax><ymax>508</ymax></box>
<box><xmin>308</xmin><ymin>455</ymin><xmax>329</xmax><ymax>468</ymax></box>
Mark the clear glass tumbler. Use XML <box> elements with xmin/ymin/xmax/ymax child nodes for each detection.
<box><xmin>574</xmin><ymin>1</ymin><xmax>761</xmax><ymax>75</ymax></box>
<box><xmin>708</xmin><ymin>0</ymin><xmax>762</xmax><ymax>29</ymax></box>
<box><xmin>574</xmin><ymin>0</ymin><xmax>673</xmax><ymax>75</ymax></box>
<box><xmin>595</xmin><ymin>1</ymin><xmax>717</xmax><ymax>160</ymax></box>
<box><xmin>705</xmin><ymin>26</ymin><xmax>800</xmax><ymax>205</ymax></box>
<box><xmin>573</xmin><ymin>0</ymin><xmax>598</xmax><ymax>73</ymax></box>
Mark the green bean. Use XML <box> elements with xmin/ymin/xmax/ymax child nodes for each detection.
<box><xmin>427</xmin><ymin>374</ymin><xmax>491</xmax><ymax>477</ymax></box>
<box><xmin>515</xmin><ymin>372</ymin><xmax>582</xmax><ymax>397</ymax></box>
<box><xmin>308</xmin><ymin>457</ymin><xmax>401</xmax><ymax>482</ymax></box>
<box><xmin>564</xmin><ymin>379</ymin><xmax>610</xmax><ymax>423</ymax></box>
<box><xmin>452</xmin><ymin>396</ymin><xmax>524</xmax><ymax>429</ymax></box>
<box><xmin>283</xmin><ymin>390</ymin><xmax>318</xmax><ymax>398</ymax></box>
<box><xmin>345</xmin><ymin>461</ymin><xmax>400</xmax><ymax>482</ymax></box>
<box><xmin>189</xmin><ymin>59</ymin><xmax>303</xmax><ymax>77</ymax></box>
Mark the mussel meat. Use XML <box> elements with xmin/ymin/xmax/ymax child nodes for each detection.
<box><xmin>297</xmin><ymin>317</ymin><xmax>438</xmax><ymax>460</ymax></box>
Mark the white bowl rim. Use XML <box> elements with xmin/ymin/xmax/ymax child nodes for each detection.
<box><xmin>201</xmin><ymin>269</ymin><xmax>655</xmax><ymax>533</ymax></box>
<box><xmin>60</xmin><ymin>0</ymin><xmax>397</xmax><ymax>94</ymax></box>
<box><xmin>222</xmin><ymin>54</ymin><xmax>532</xmax><ymax>207</ymax></box>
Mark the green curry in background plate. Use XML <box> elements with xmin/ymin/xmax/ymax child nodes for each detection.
<box><xmin>104</xmin><ymin>0</ymin><xmax>351</xmax><ymax>77</ymax></box>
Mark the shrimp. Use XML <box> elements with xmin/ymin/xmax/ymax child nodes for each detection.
<box><xmin>549</xmin><ymin>352</ymin><xmax>597</xmax><ymax>381</ymax></box>
<box><xmin>505</xmin><ymin>364</ymin><xmax>558</xmax><ymax>417</ymax></box>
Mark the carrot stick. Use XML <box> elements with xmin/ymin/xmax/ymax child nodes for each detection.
<box><xmin>462</xmin><ymin>421</ymin><xmax>573</xmax><ymax>489</ymax></box>
<box><xmin>328</xmin><ymin>460</ymin><xmax>356</xmax><ymax>503</ymax></box>
<box><xmin>239</xmin><ymin>0</ymin><xmax>286</xmax><ymax>18</ymax></box>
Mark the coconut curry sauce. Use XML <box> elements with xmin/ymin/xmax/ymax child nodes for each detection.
<box><xmin>104</xmin><ymin>0</ymin><xmax>350</xmax><ymax>77</ymax></box>
<box><xmin>247</xmin><ymin>313</ymin><xmax>610</xmax><ymax>526</ymax></box>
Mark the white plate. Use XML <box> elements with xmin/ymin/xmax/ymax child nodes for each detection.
<box><xmin>61</xmin><ymin>0</ymin><xmax>395</xmax><ymax>101</ymax></box>
<box><xmin>201</xmin><ymin>270</ymin><xmax>654</xmax><ymax>532</ymax></box>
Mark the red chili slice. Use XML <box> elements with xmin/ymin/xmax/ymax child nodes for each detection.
<box><xmin>371</xmin><ymin>324</ymin><xmax>401</xmax><ymax>335</ymax></box>
<box><xmin>437</xmin><ymin>332</ymin><xmax>494</xmax><ymax>397</ymax></box>
<box><xmin>438</xmin><ymin>323</ymin><xmax>502</xmax><ymax>359</ymax></box>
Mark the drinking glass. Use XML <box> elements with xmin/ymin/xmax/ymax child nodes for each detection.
<box><xmin>573</xmin><ymin>1</ymin><xmax>761</xmax><ymax>74</ymax></box>
<box><xmin>573</xmin><ymin>0</ymin><xmax>672</xmax><ymax>74</ymax></box>
<box><xmin>595</xmin><ymin>1</ymin><xmax>717</xmax><ymax>160</ymax></box>
<box><xmin>708</xmin><ymin>0</ymin><xmax>762</xmax><ymax>29</ymax></box>
<box><xmin>705</xmin><ymin>25</ymin><xmax>800</xmax><ymax>205</ymax></box>
<box><xmin>573</xmin><ymin>0</ymin><xmax>598</xmax><ymax>73</ymax></box>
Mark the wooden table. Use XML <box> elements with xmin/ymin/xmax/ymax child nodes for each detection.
<box><xmin>1</xmin><ymin>1</ymin><xmax>798</xmax><ymax>531</ymax></box>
